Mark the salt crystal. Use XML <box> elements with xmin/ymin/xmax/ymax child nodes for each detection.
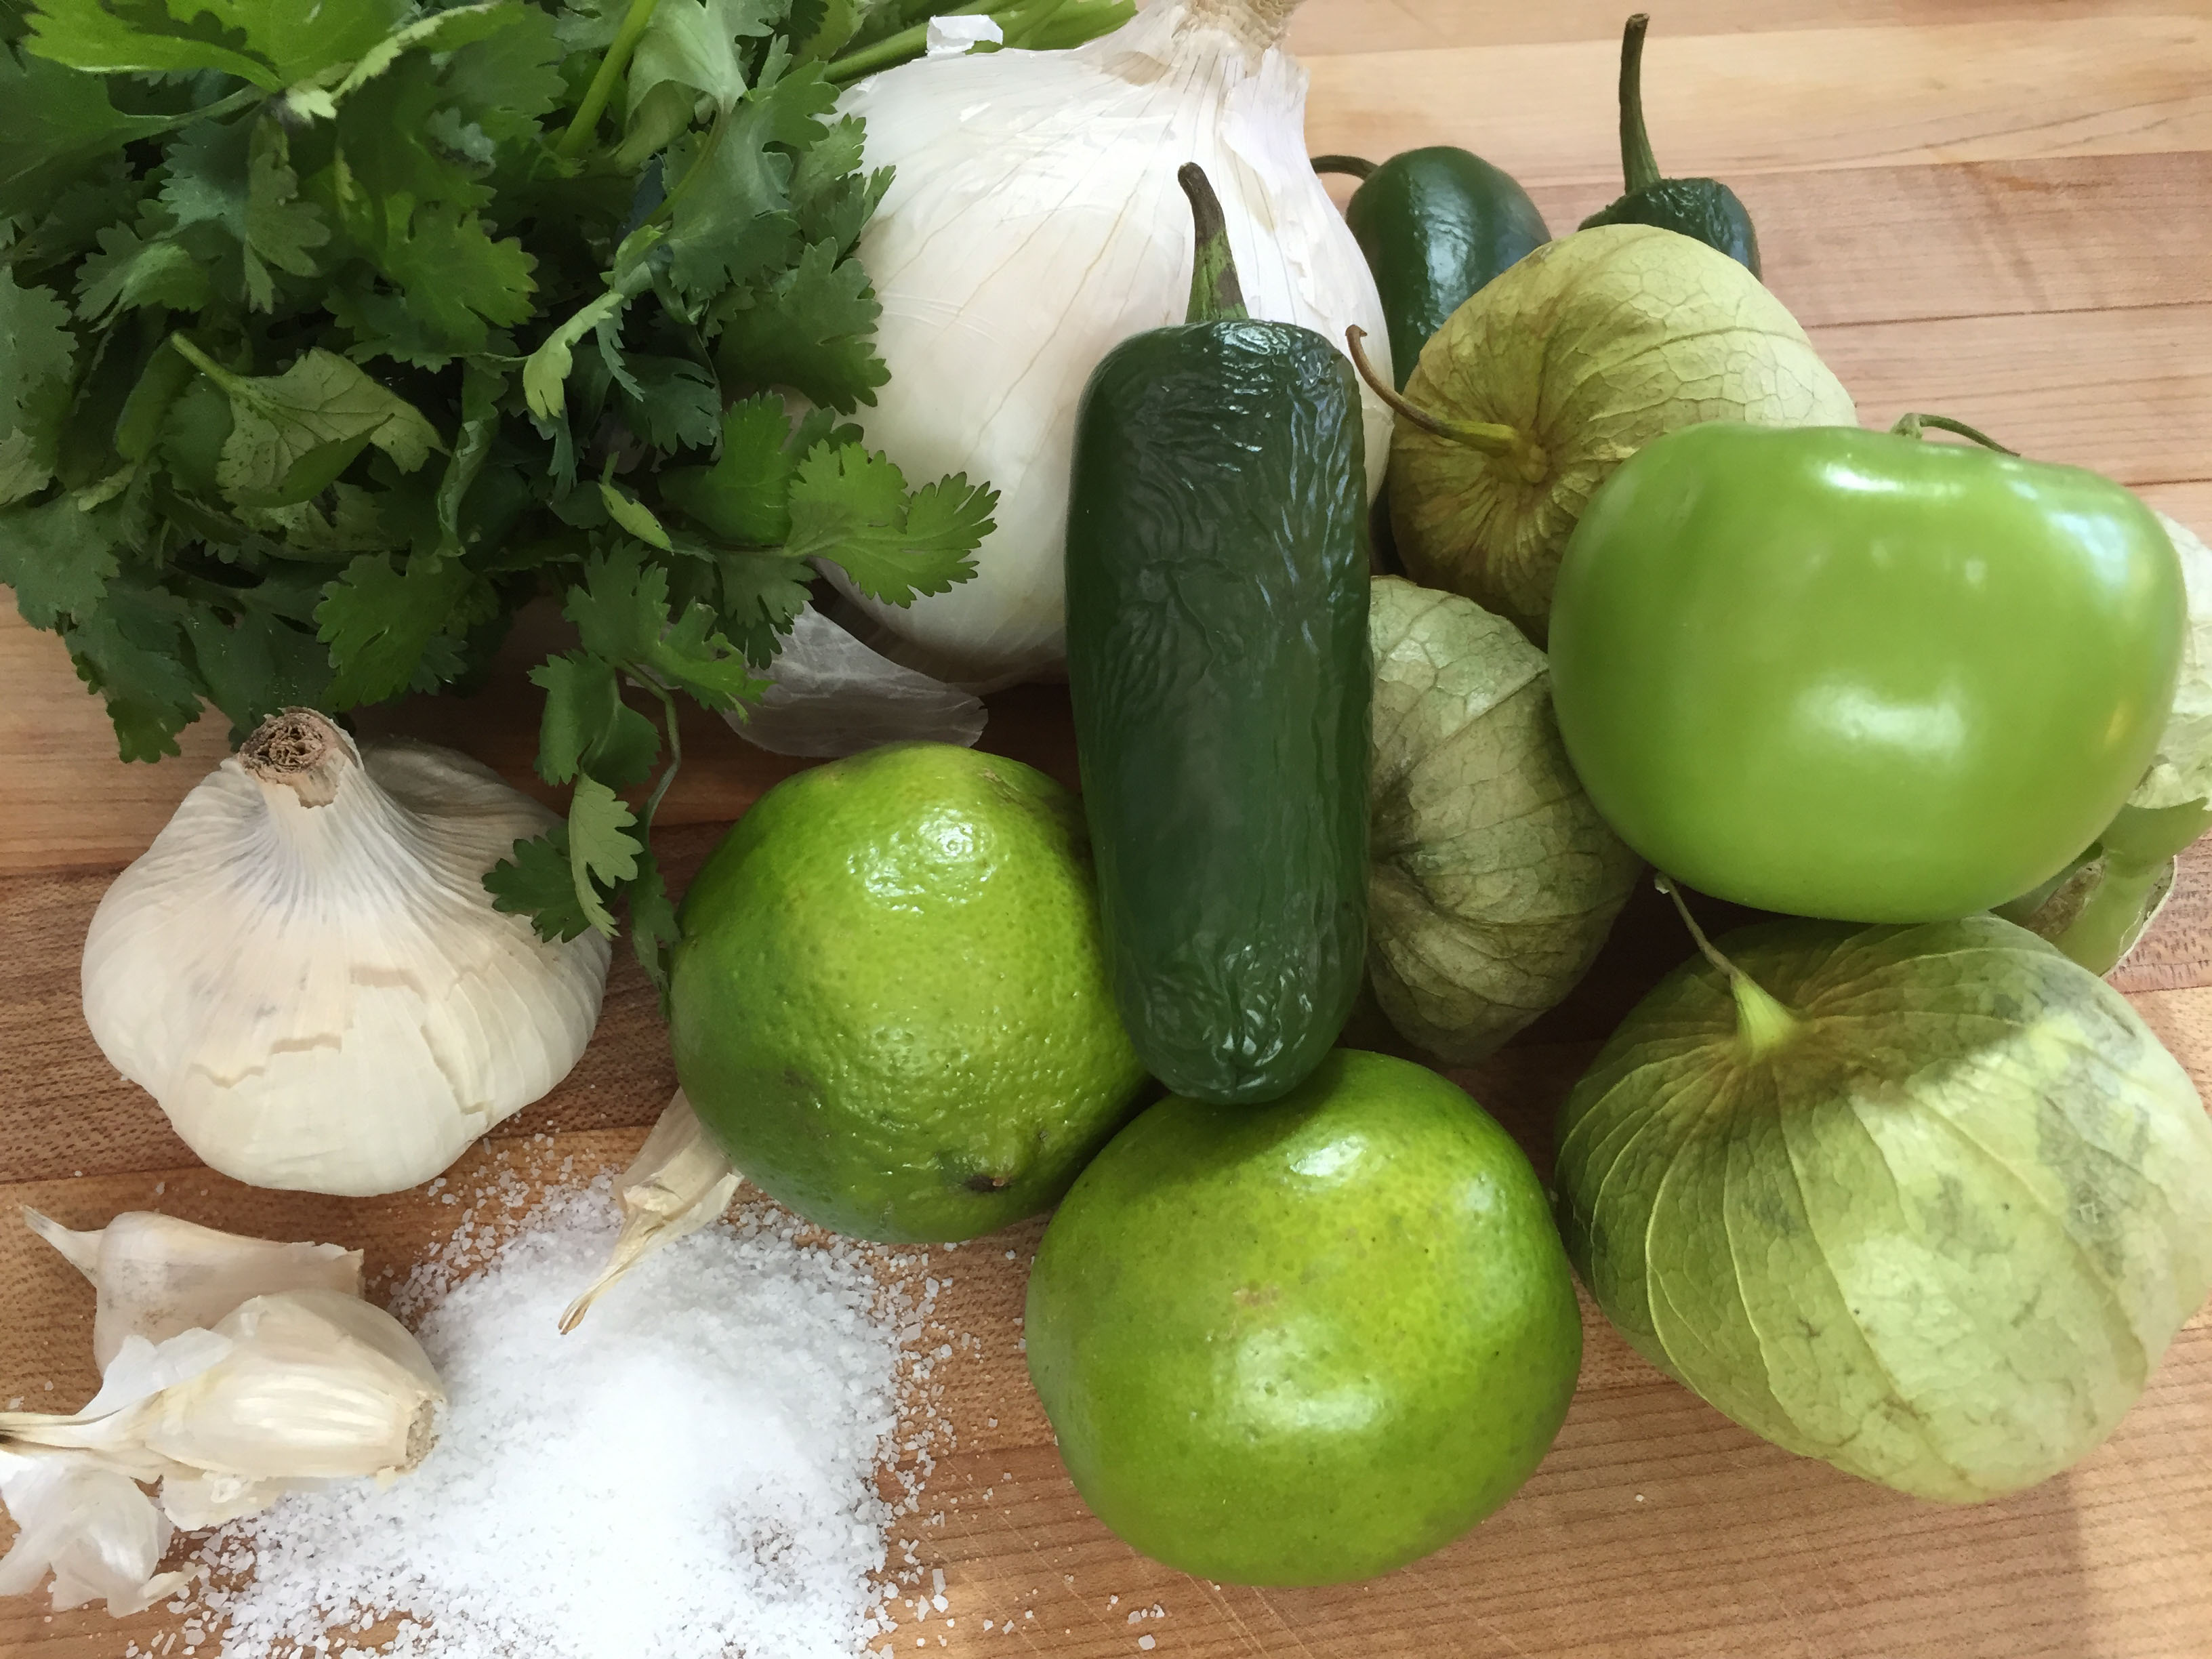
<box><xmin>180</xmin><ymin>1186</ymin><xmax>906</xmax><ymax>1659</ymax></box>
<box><xmin>1139</xmin><ymin>1637</ymin><xmax>1155</xmax><ymax>1651</ymax></box>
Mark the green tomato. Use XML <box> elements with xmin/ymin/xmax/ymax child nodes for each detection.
<box><xmin>1548</xmin><ymin>423</ymin><xmax>2186</xmax><ymax>922</ymax></box>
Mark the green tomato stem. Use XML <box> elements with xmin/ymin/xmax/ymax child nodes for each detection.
<box><xmin>1889</xmin><ymin>412</ymin><xmax>2019</xmax><ymax>455</ymax></box>
<box><xmin>1617</xmin><ymin>14</ymin><xmax>1662</xmax><ymax>197</ymax></box>
<box><xmin>1311</xmin><ymin>155</ymin><xmax>1378</xmax><ymax>180</ymax></box>
<box><xmin>1345</xmin><ymin>327</ymin><xmax>1550</xmax><ymax>484</ymax></box>
<box><xmin>1657</xmin><ymin>876</ymin><xmax>1801</xmax><ymax>1059</ymax></box>
<box><xmin>556</xmin><ymin>0</ymin><xmax>663</xmax><ymax>159</ymax></box>
<box><xmin>1180</xmin><ymin>164</ymin><xmax>1250</xmax><ymax>325</ymax></box>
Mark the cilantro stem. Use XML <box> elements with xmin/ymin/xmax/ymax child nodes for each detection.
<box><xmin>626</xmin><ymin>672</ymin><xmax>684</xmax><ymax>834</ymax></box>
<box><xmin>558</xmin><ymin>0</ymin><xmax>663</xmax><ymax>159</ymax></box>
<box><xmin>824</xmin><ymin>0</ymin><xmax>999</xmax><ymax>84</ymax></box>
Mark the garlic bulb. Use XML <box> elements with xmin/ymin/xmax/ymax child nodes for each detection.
<box><xmin>81</xmin><ymin>710</ymin><xmax>611</xmax><ymax>1197</ymax></box>
<box><xmin>560</xmin><ymin>1089</ymin><xmax>742</xmax><ymax>1332</ymax></box>
<box><xmin>1</xmin><ymin>1210</ymin><xmax>444</xmax><ymax>1612</ymax></box>
<box><xmin>836</xmin><ymin>0</ymin><xmax>1391</xmax><ymax>684</ymax></box>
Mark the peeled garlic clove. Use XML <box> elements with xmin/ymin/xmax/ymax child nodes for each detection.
<box><xmin>25</xmin><ymin>1207</ymin><xmax>363</xmax><ymax>1369</ymax></box>
<box><xmin>561</xmin><ymin>1090</ymin><xmax>743</xmax><ymax>1332</ymax></box>
<box><xmin>0</xmin><ymin>1451</ymin><xmax>186</xmax><ymax>1614</ymax></box>
<box><xmin>81</xmin><ymin>710</ymin><xmax>612</xmax><ymax>1196</ymax></box>
<box><xmin>132</xmin><ymin>1290</ymin><xmax>442</xmax><ymax>1481</ymax></box>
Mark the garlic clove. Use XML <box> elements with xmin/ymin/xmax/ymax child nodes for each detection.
<box><xmin>157</xmin><ymin>1470</ymin><xmax>304</xmax><ymax>1529</ymax></box>
<box><xmin>25</xmin><ymin>1207</ymin><xmax>363</xmax><ymax>1369</ymax></box>
<box><xmin>560</xmin><ymin>1090</ymin><xmax>743</xmax><ymax>1332</ymax></box>
<box><xmin>0</xmin><ymin>1452</ymin><xmax>186</xmax><ymax>1614</ymax></box>
<box><xmin>82</xmin><ymin>710</ymin><xmax>611</xmax><ymax>1196</ymax></box>
<box><xmin>133</xmin><ymin>1290</ymin><xmax>443</xmax><ymax>1481</ymax></box>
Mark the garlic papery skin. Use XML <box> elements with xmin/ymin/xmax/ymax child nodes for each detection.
<box><xmin>0</xmin><ymin>1452</ymin><xmax>186</xmax><ymax>1614</ymax></box>
<box><xmin>560</xmin><ymin>1089</ymin><xmax>743</xmax><ymax>1332</ymax></box>
<box><xmin>25</xmin><ymin>1207</ymin><xmax>364</xmax><ymax>1369</ymax></box>
<box><xmin>81</xmin><ymin>710</ymin><xmax>612</xmax><ymax>1196</ymax></box>
<box><xmin>833</xmin><ymin>0</ymin><xmax>1391</xmax><ymax>685</ymax></box>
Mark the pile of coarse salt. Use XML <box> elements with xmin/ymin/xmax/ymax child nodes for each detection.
<box><xmin>160</xmin><ymin>1183</ymin><xmax>933</xmax><ymax>1659</ymax></box>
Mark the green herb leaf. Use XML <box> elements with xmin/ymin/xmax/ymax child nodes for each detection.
<box><xmin>787</xmin><ymin>444</ymin><xmax>993</xmax><ymax>602</ymax></box>
<box><xmin>24</xmin><ymin>0</ymin><xmax>409</xmax><ymax>91</ymax></box>
<box><xmin>627</xmin><ymin>847</ymin><xmax>682</xmax><ymax>1000</ymax></box>
<box><xmin>0</xmin><ymin>269</ymin><xmax>77</xmax><ymax>505</ymax></box>
<box><xmin>660</xmin><ymin>391</ymin><xmax>800</xmax><ymax>544</ymax></box>
<box><xmin>175</xmin><ymin>342</ymin><xmax>441</xmax><ymax>509</ymax></box>
<box><xmin>712</xmin><ymin>237</ymin><xmax>887</xmax><ymax>411</ymax></box>
<box><xmin>0</xmin><ymin>491</ymin><xmax>122</xmax><ymax>626</ymax></box>
<box><xmin>315</xmin><ymin>552</ymin><xmax>473</xmax><ymax>705</ymax></box>
<box><xmin>485</xmin><ymin>826</ymin><xmax>598</xmax><ymax>942</ymax></box>
<box><xmin>567</xmin><ymin>773</ymin><xmax>642</xmax><ymax>935</ymax></box>
<box><xmin>62</xmin><ymin>583</ymin><xmax>205</xmax><ymax>760</ymax></box>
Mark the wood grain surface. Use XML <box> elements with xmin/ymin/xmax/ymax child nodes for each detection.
<box><xmin>4</xmin><ymin>3</ymin><xmax>2211</xmax><ymax>1657</ymax></box>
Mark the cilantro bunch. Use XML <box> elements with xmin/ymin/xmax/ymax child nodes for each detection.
<box><xmin>0</xmin><ymin>0</ymin><xmax>1122</xmax><ymax>989</ymax></box>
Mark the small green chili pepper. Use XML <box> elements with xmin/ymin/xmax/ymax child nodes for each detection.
<box><xmin>1065</xmin><ymin>164</ymin><xmax>1371</xmax><ymax>1105</ymax></box>
<box><xmin>1312</xmin><ymin>149</ymin><xmax>1549</xmax><ymax>390</ymax></box>
<box><xmin>1580</xmin><ymin>14</ymin><xmax>1760</xmax><ymax>276</ymax></box>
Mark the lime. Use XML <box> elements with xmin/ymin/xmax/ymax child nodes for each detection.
<box><xmin>1025</xmin><ymin>1050</ymin><xmax>1582</xmax><ymax>1585</ymax></box>
<box><xmin>670</xmin><ymin>743</ymin><xmax>1149</xmax><ymax>1242</ymax></box>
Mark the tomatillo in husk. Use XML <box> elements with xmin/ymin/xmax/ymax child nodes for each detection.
<box><xmin>1549</xmin><ymin>420</ymin><xmax>2187</xmax><ymax>922</ymax></box>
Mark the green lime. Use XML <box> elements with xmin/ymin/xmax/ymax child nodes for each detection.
<box><xmin>670</xmin><ymin>742</ymin><xmax>1149</xmax><ymax>1242</ymax></box>
<box><xmin>1025</xmin><ymin>1050</ymin><xmax>1582</xmax><ymax>1585</ymax></box>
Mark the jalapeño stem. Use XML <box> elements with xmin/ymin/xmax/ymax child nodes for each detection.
<box><xmin>1311</xmin><ymin>155</ymin><xmax>1378</xmax><ymax>180</ymax></box>
<box><xmin>1618</xmin><ymin>14</ymin><xmax>1662</xmax><ymax>195</ymax></box>
<box><xmin>1179</xmin><ymin>164</ymin><xmax>1250</xmax><ymax>324</ymax></box>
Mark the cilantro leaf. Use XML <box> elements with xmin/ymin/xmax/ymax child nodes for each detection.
<box><xmin>0</xmin><ymin>491</ymin><xmax>121</xmax><ymax>626</ymax></box>
<box><xmin>315</xmin><ymin>552</ymin><xmax>473</xmax><ymax>705</ymax></box>
<box><xmin>184</xmin><ymin>601</ymin><xmax>333</xmax><ymax>735</ymax></box>
<box><xmin>616</xmin><ymin>356</ymin><xmax>721</xmax><ymax>452</ymax></box>
<box><xmin>24</xmin><ymin>0</ymin><xmax>409</xmax><ymax>91</ymax></box>
<box><xmin>785</xmin><ymin>443</ymin><xmax>993</xmax><ymax>602</ymax></box>
<box><xmin>486</xmin><ymin>826</ymin><xmax>597</xmax><ymax>942</ymax></box>
<box><xmin>714</xmin><ymin>547</ymin><xmax>814</xmax><ymax>663</ymax></box>
<box><xmin>76</xmin><ymin>218</ymin><xmax>213</xmax><ymax>323</ymax></box>
<box><xmin>373</xmin><ymin>203</ymin><xmax>538</xmax><ymax>356</ymax></box>
<box><xmin>174</xmin><ymin>342</ymin><xmax>441</xmax><ymax>509</ymax></box>
<box><xmin>0</xmin><ymin>269</ymin><xmax>77</xmax><ymax>504</ymax></box>
<box><xmin>712</xmin><ymin>238</ymin><xmax>887</xmax><ymax>411</ymax></box>
<box><xmin>159</xmin><ymin>117</ymin><xmax>328</xmax><ymax>312</ymax></box>
<box><xmin>651</xmin><ymin>599</ymin><xmax>767</xmax><ymax>708</ymax></box>
<box><xmin>625</xmin><ymin>0</ymin><xmax>780</xmax><ymax>125</ymax></box>
<box><xmin>62</xmin><ymin>583</ymin><xmax>204</xmax><ymax>760</ymax></box>
<box><xmin>0</xmin><ymin>49</ymin><xmax>171</xmax><ymax>219</ymax></box>
<box><xmin>567</xmin><ymin>775</ymin><xmax>642</xmax><ymax>935</ymax></box>
<box><xmin>598</xmin><ymin>479</ymin><xmax>676</xmax><ymax>550</ymax></box>
<box><xmin>563</xmin><ymin>545</ymin><xmax>668</xmax><ymax>664</ymax></box>
<box><xmin>660</xmin><ymin>392</ymin><xmax>796</xmax><ymax>544</ymax></box>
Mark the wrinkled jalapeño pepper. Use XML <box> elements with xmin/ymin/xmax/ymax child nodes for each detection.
<box><xmin>1064</xmin><ymin>165</ymin><xmax>1370</xmax><ymax>1106</ymax></box>
<box><xmin>1581</xmin><ymin>13</ymin><xmax>1760</xmax><ymax>275</ymax></box>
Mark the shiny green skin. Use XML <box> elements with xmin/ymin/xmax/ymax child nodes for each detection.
<box><xmin>1025</xmin><ymin>1050</ymin><xmax>1582</xmax><ymax>1586</ymax></box>
<box><xmin>1581</xmin><ymin>180</ymin><xmax>1760</xmax><ymax>277</ymax></box>
<box><xmin>1065</xmin><ymin>319</ymin><xmax>1371</xmax><ymax>1105</ymax></box>
<box><xmin>668</xmin><ymin>743</ymin><xmax>1149</xmax><ymax>1242</ymax></box>
<box><xmin>1334</xmin><ymin>148</ymin><xmax>1550</xmax><ymax>388</ymax></box>
<box><xmin>1549</xmin><ymin>424</ymin><xmax>2186</xmax><ymax>922</ymax></box>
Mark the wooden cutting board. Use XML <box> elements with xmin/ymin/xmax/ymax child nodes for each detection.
<box><xmin>5</xmin><ymin>3</ymin><xmax>2211</xmax><ymax>1656</ymax></box>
